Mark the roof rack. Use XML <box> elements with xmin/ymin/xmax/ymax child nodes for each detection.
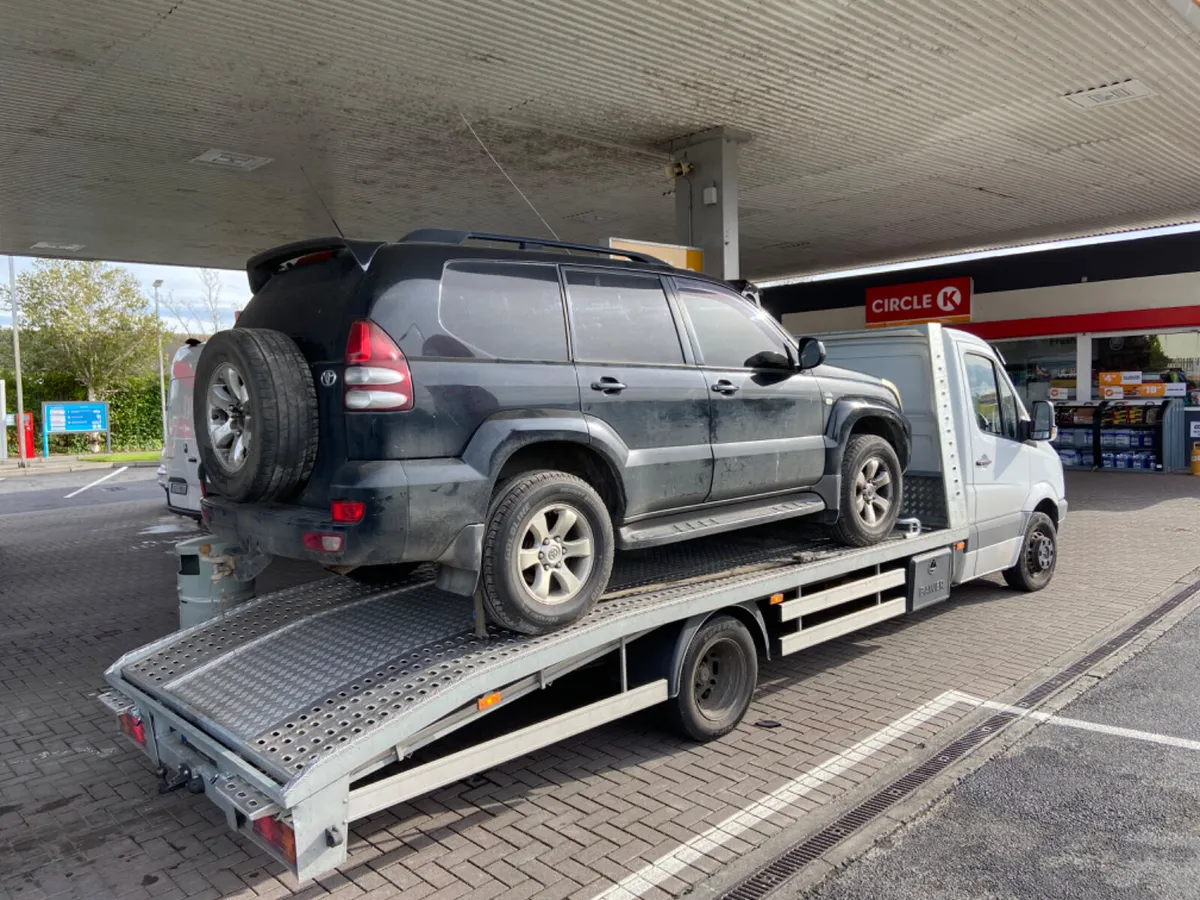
<box><xmin>399</xmin><ymin>228</ymin><xmax>671</xmax><ymax>266</ymax></box>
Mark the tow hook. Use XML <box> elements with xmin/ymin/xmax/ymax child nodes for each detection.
<box><xmin>156</xmin><ymin>764</ymin><xmax>206</xmax><ymax>795</ymax></box>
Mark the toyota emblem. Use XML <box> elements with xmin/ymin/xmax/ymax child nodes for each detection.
<box><xmin>320</xmin><ymin>369</ymin><xmax>338</xmax><ymax>387</ymax></box>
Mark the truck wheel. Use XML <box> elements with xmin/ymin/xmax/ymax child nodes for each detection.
<box><xmin>194</xmin><ymin>329</ymin><xmax>318</xmax><ymax>503</ymax></box>
<box><xmin>480</xmin><ymin>471</ymin><xmax>615</xmax><ymax>635</ymax></box>
<box><xmin>832</xmin><ymin>434</ymin><xmax>903</xmax><ymax>547</ymax></box>
<box><xmin>1003</xmin><ymin>512</ymin><xmax>1057</xmax><ymax>592</ymax></box>
<box><xmin>668</xmin><ymin>615</ymin><xmax>758</xmax><ymax>741</ymax></box>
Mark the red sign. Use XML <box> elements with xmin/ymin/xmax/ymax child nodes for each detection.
<box><xmin>865</xmin><ymin>277</ymin><xmax>973</xmax><ymax>328</ymax></box>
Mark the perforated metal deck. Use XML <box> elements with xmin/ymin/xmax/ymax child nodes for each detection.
<box><xmin>108</xmin><ymin>517</ymin><xmax>954</xmax><ymax>803</ymax></box>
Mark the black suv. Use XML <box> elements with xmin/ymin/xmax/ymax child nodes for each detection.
<box><xmin>197</xmin><ymin>230</ymin><xmax>910</xmax><ymax>634</ymax></box>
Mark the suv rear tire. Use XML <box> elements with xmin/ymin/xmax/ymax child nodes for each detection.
<box><xmin>832</xmin><ymin>434</ymin><xmax>903</xmax><ymax>547</ymax></box>
<box><xmin>480</xmin><ymin>470</ymin><xmax>615</xmax><ymax>635</ymax></box>
<box><xmin>194</xmin><ymin>329</ymin><xmax>319</xmax><ymax>503</ymax></box>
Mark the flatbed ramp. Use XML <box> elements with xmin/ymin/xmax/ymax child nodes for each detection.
<box><xmin>105</xmin><ymin>514</ymin><xmax>960</xmax><ymax>878</ymax></box>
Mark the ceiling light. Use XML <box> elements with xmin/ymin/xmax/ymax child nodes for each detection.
<box><xmin>1061</xmin><ymin>79</ymin><xmax>1155</xmax><ymax>110</ymax></box>
<box><xmin>190</xmin><ymin>149</ymin><xmax>273</xmax><ymax>171</ymax></box>
<box><xmin>30</xmin><ymin>241</ymin><xmax>84</xmax><ymax>252</ymax></box>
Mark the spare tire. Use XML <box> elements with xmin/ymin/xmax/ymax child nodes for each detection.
<box><xmin>194</xmin><ymin>328</ymin><xmax>319</xmax><ymax>503</ymax></box>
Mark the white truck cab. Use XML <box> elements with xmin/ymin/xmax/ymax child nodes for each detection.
<box><xmin>818</xmin><ymin>324</ymin><xmax>1066</xmax><ymax>589</ymax></box>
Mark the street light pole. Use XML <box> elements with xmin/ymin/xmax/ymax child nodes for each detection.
<box><xmin>154</xmin><ymin>279</ymin><xmax>167</xmax><ymax>445</ymax></box>
<box><xmin>8</xmin><ymin>256</ymin><xmax>26</xmax><ymax>467</ymax></box>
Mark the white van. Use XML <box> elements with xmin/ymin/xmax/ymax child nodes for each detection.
<box><xmin>157</xmin><ymin>340</ymin><xmax>204</xmax><ymax>517</ymax></box>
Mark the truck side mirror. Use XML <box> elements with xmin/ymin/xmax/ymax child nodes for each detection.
<box><xmin>797</xmin><ymin>337</ymin><xmax>827</xmax><ymax>370</ymax></box>
<box><xmin>1029</xmin><ymin>400</ymin><xmax>1055</xmax><ymax>442</ymax></box>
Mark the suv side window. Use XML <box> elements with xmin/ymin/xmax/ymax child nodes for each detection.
<box><xmin>437</xmin><ymin>261</ymin><xmax>568</xmax><ymax>361</ymax></box>
<box><xmin>675</xmin><ymin>278</ymin><xmax>792</xmax><ymax>369</ymax></box>
<box><xmin>965</xmin><ymin>352</ymin><xmax>1020</xmax><ymax>440</ymax></box>
<box><xmin>564</xmin><ymin>269</ymin><xmax>685</xmax><ymax>365</ymax></box>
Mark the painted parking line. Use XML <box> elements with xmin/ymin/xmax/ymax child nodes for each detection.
<box><xmin>64</xmin><ymin>466</ymin><xmax>128</xmax><ymax>499</ymax></box>
<box><xmin>950</xmin><ymin>691</ymin><xmax>1200</xmax><ymax>753</ymax></box>
<box><xmin>592</xmin><ymin>691</ymin><xmax>964</xmax><ymax>900</ymax></box>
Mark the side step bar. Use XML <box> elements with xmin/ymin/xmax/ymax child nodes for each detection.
<box><xmin>619</xmin><ymin>493</ymin><xmax>825</xmax><ymax>550</ymax></box>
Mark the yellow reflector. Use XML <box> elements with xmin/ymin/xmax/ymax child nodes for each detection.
<box><xmin>477</xmin><ymin>692</ymin><xmax>502</xmax><ymax>711</ymax></box>
<box><xmin>769</xmin><ymin>593</ymin><xmax>785</xmax><ymax>605</ymax></box>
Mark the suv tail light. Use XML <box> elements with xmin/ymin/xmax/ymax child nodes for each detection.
<box><xmin>344</xmin><ymin>320</ymin><xmax>412</xmax><ymax>411</ymax></box>
<box><xmin>330</xmin><ymin>500</ymin><xmax>364</xmax><ymax>523</ymax></box>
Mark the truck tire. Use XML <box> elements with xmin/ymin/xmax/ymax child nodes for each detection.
<box><xmin>832</xmin><ymin>434</ymin><xmax>903</xmax><ymax>547</ymax></box>
<box><xmin>1003</xmin><ymin>512</ymin><xmax>1057</xmax><ymax>592</ymax></box>
<box><xmin>668</xmin><ymin>615</ymin><xmax>758</xmax><ymax>741</ymax></box>
<box><xmin>194</xmin><ymin>329</ymin><xmax>318</xmax><ymax>503</ymax></box>
<box><xmin>480</xmin><ymin>470</ymin><xmax>614</xmax><ymax>635</ymax></box>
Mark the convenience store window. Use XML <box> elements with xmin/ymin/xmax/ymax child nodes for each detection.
<box><xmin>996</xmin><ymin>337</ymin><xmax>1077</xmax><ymax>407</ymax></box>
<box><xmin>1091</xmin><ymin>332</ymin><xmax>1200</xmax><ymax>404</ymax></box>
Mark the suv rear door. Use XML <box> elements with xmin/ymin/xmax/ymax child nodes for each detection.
<box><xmin>672</xmin><ymin>277</ymin><xmax>826</xmax><ymax>503</ymax></box>
<box><xmin>562</xmin><ymin>268</ymin><xmax>713</xmax><ymax>518</ymax></box>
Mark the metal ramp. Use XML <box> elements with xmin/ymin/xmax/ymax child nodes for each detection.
<box><xmin>106</xmin><ymin>522</ymin><xmax>947</xmax><ymax>809</ymax></box>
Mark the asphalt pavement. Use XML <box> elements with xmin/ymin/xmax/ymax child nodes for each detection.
<box><xmin>0</xmin><ymin>467</ymin><xmax>165</xmax><ymax>515</ymax></box>
<box><xmin>796</xmin><ymin>595</ymin><xmax>1200</xmax><ymax>900</ymax></box>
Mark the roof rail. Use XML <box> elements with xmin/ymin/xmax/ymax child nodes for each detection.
<box><xmin>399</xmin><ymin>229</ymin><xmax>670</xmax><ymax>266</ymax></box>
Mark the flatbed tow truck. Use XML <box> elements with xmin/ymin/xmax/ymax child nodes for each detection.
<box><xmin>99</xmin><ymin>324</ymin><xmax>1067</xmax><ymax>881</ymax></box>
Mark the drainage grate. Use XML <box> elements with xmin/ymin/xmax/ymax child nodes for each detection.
<box><xmin>719</xmin><ymin>575</ymin><xmax>1200</xmax><ymax>900</ymax></box>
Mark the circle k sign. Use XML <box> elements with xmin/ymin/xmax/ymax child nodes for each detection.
<box><xmin>865</xmin><ymin>276</ymin><xmax>973</xmax><ymax>328</ymax></box>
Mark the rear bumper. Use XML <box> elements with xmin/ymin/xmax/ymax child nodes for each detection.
<box><xmin>201</xmin><ymin>458</ymin><xmax>489</xmax><ymax>570</ymax></box>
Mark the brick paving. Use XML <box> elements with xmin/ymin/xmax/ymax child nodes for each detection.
<box><xmin>1</xmin><ymin>472</ymin><xmax>1198</xmax><ymax>900</ymax></box>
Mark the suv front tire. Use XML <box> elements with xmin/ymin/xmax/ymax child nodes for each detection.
<box><xmin>480</xmin><ymin>470</ymin><xmax>615</xmax><ymax>635</ymax></box>
<box><xmin>832</xmin><ymin>434</ymin><xmax>903</xmax><ymax>547</ymax></box>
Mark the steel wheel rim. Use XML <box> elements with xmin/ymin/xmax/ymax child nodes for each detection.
<box><xmin>693</xmin><ymin>637</ymin><xmax>747</xmax><ymax>721</ymax></box>
<box><xmin>1027</xmin><ymin>528</ymin><xmax>1055</xmax><ymax>574</ymax></box>
<box><xmin>854</xmin><ymin>455</ymin><xmax>894</xmax><ymax>527</ymax></box>
<box><xmin>206</xmin><ymin>363</ymin><xmax>252</xmax><ymax>473</ymax></box>
<box><xmin>514</xmin><ymin>502</ymin><xmax>595</xmax><ymax>606</ymax></box>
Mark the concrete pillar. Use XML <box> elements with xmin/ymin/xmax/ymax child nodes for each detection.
<box><xmin>669</xmin><ymin>126</ymin><xmax>751</xmax><ymax>281</ymax></box>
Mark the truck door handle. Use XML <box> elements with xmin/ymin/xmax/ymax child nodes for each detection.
<box><xmin>711</xmin><ymin>380</ymin><xmax>740</xmax><ymax>395</ymax></box>
<box><xmin>590</xmin><ymin>377</ymin><xmax>627</xmax><ymax>394</ymax></box>
<box><xmin>976</xmin><ymin>455</ymin><xmax>992</xmax><ymax>468</ymax></box>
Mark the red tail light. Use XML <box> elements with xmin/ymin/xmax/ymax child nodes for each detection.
<box><xmin>344</xmin><ymin>320</ymin><xmax>412</xmax><ymax>411</ymax></box>
<box><xmin>331</xmin><ymin>500</ymin><xmax>365</xmax><ymax>523</ymax></box>
<box><xmin>119</xmin><ymin>712</ymin><xmax>146</xmax><ymax>746</ymax></box>
<box><xmin>253</xmin><ymin>815</ymin><xmax>297</xmax><ymax>866</ymax></box>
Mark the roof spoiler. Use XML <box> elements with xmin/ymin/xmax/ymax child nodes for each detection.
<box><xmin>246</xmin><ymin>237</ymin><xmax>385</xmax><ymax>293</ymax></box>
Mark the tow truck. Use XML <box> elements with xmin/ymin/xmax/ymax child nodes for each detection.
<box><xmin>99</xmin><ymin>324</ymin><xmax>1066</xmax><ymax>881</ymax></box>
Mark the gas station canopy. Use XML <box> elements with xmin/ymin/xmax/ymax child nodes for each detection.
<box><xmin>4</xmin><ymin>0</ymin><xmax>1200</xmax><ymax>277</ymax></box>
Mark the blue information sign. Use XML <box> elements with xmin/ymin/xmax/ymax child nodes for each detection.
<box><xmin>42</xmin><ymin>401</ymin><xmax>111</xmax><ymax>456</ymax></box>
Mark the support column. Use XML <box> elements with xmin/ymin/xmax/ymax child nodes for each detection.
<box><xmin>669</xmin><ymin>126</ymin><xmax>751</xmax><ymax>281</ymax></box>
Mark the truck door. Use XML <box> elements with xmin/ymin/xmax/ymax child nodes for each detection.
<box><xmin>960</xmin><ymin>350</ymin><xmax>1029</xmax><ymax>578</ymax></box>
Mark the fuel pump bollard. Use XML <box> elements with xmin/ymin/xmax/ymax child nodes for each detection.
<box><xmin>175</xmin><ymin>536</ymin><xmax>256</xmax><ymax>629</ymax></box>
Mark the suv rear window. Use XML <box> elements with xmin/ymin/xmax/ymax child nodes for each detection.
<box><xmin>564</xmin><ymin>269</ymin><xmax>684</xmax><ymax>365</ymax></box>
<box><xmin>438</xmin><ymin>261</ymin><xmax>568</xmax><ymax>361</ymax></box>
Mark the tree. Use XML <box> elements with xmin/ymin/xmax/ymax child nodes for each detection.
<box><xmin>12</xmin><ymin>260</ymin><xmax>166</xmax><ymax>401</ymax></box>
<box><xmin>160</xmin><ymin>268</ymin><xmax>229</xmax><ymax>339</ymax></box>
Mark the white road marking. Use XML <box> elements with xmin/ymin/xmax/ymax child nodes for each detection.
<box><xmin>590</xmin><ymin>691</ymin><xmax>964</xmax><ymax>900</ymax></box>
<box><xmin>64</xmin><ymin>466</ymin><xmax>128</xmax><ymax>498</ymax></box>
<box><xmin>951</xmin><ymin>691</ymin><xmax>1200</xmax><ymax>753</ymax></box>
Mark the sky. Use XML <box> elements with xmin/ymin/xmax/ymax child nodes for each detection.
<box><xmin>0</xmin><ymin>257</ymin><xmax>250</xmax><ymax>331</ymax></box>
